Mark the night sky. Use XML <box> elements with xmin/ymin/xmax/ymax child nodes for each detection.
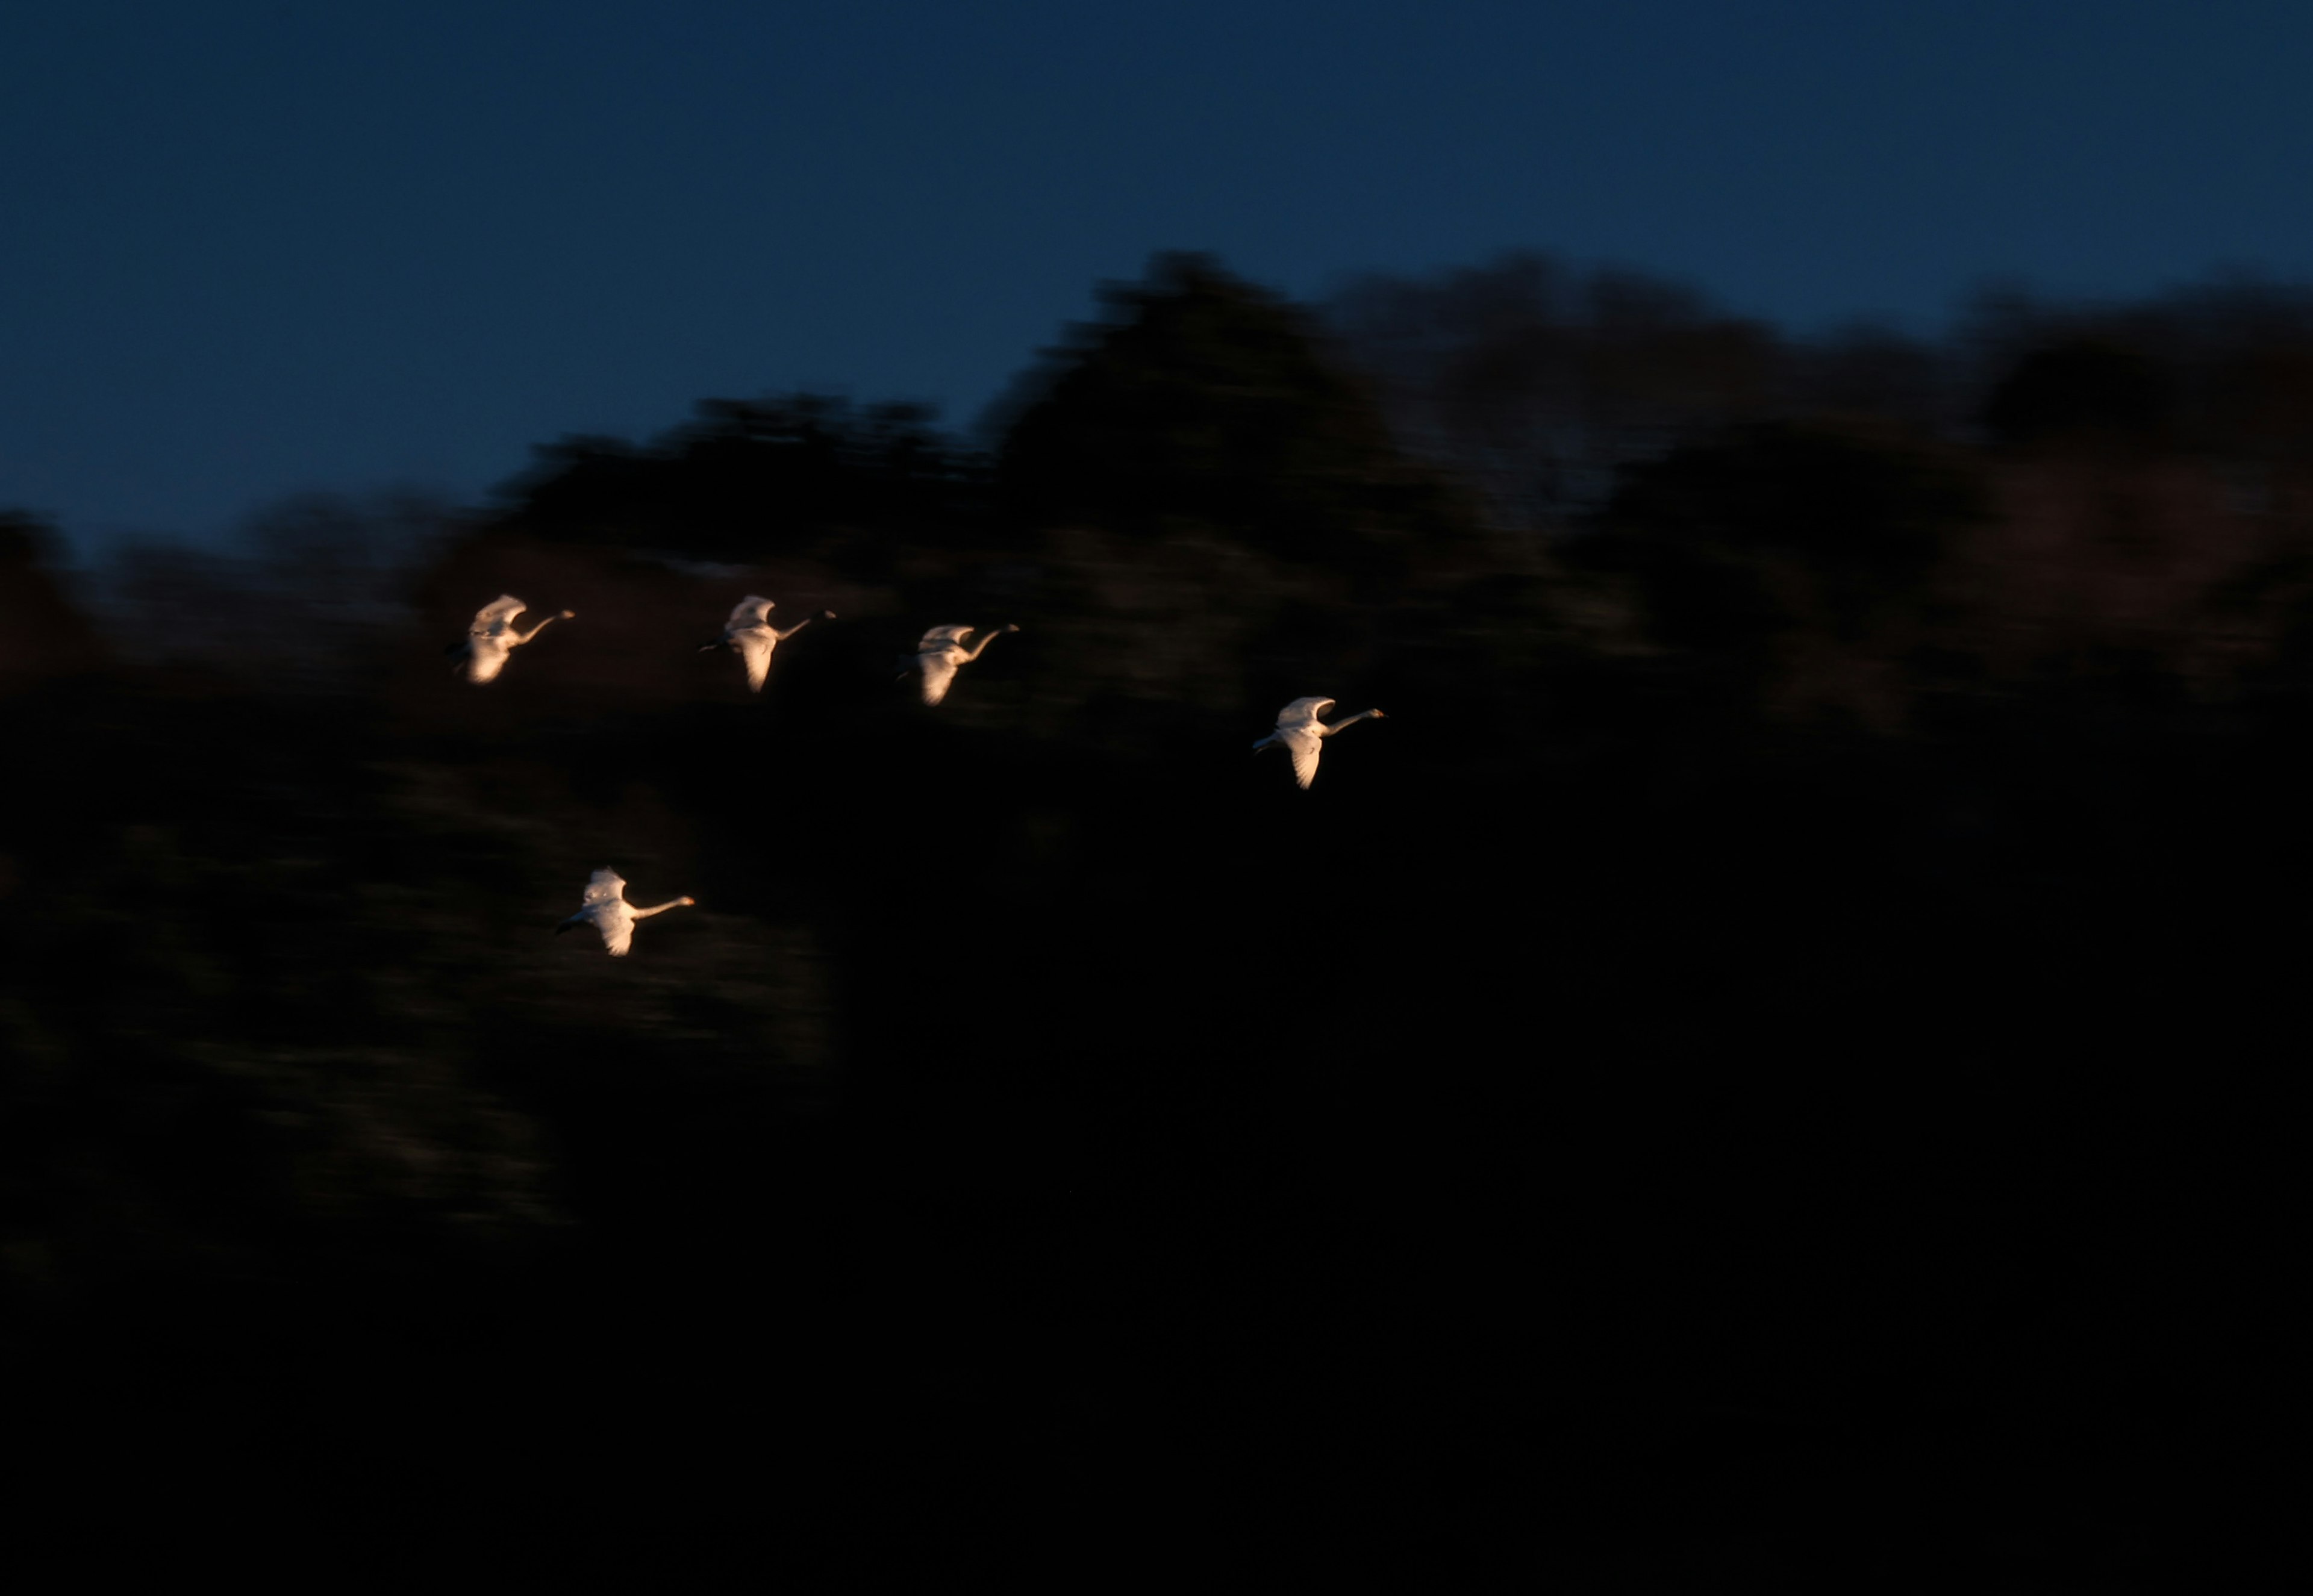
<box><xmin>7</xmin><ymin>0</ymin><xmax>2312</xmax><ymax>545</ymax></box>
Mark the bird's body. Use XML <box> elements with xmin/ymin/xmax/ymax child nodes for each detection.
<box><xmin>1252</xmin><ymin>696</ymin><xmax>1386</xmax><ymax>788</ymax></box>
<box><xmin>454</xmin><ymin>594</ymin><xmax>573</xmax><ymax>684</ymax></box>
<box><xmin>701</xmin><ymin>595</ymin><xmax>834</xmax><ymax>692</ymax></box>
<box><xmin>901</xmin><ymin>623</ymin><xmax>1019</xmax><ymax>706</ymax></box>
<box><xmin>555</xmin><ymin>869</ymin><xmax>695</xmax><ymax>956</ymax></box>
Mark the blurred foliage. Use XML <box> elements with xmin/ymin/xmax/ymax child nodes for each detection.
<box><xmin>997</xmin><ymin>253</ymin><xmax>1477</xmax><ymax>576</ymax></box>
<box><xmin>500</xmin><ymin>394</ymin><xmax>984</xmax><ymax>581</ymax></box>
<box><xmin>1576</xmin><ymin>423</ymin><xmax>1989</xmax><ymax>724</ymax></box>
<box><xmin>0</xmin><ymin>511</ymin><xmax>105</xmax><ymax>686</ymax></box>
<box><xmin>2</xmin><ymin>253</ymin><xmax>2307</xmax><ymax>1573</ymax></box>
<box><xmin>1982</xmin><ymin>336</ymin><xmax>2179</xmax><ymax>447</ymax></box>
<box><xmin>1324</xmin><ymin>252</ymin><xmax>1788</xmax><ymax>527</ymax></box>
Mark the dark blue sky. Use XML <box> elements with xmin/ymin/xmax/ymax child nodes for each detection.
<box><xmin>6</xmin><ymin>1</ymin><xmax>2311</xmax><ymax>547</ymax></box>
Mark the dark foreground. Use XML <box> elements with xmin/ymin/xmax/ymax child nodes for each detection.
<box><xmin>4</xmin><ymin>262</ymin><xmax>2305</xmax><ymax>1578</ymax></box>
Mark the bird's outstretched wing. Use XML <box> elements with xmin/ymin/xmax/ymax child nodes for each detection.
<box><xmin>1278</xmin><ymin>696</ymin><xmax>1335</xmax><ymax>728</ymax></box>
<box><xmin>472</xmin><ymin>594</ymin><xmax>527</xmax><ymax>635</ymax></box>
<box><xmin>917</xmin><ymin>624</ymin><xmax>974</xmax><ymax>651</ymax></box>
<box><xmin>727</xmin><ymin>595</ymin><xmax>775</xmax><ymax>628</ymax></box>
<box><xmin>734</xmin><ymin>629</ymin><xmax>775</xmax><ymax>691</ymax></box>
<box><xmin>601</xmin><ymin>920</ymin><xmax>634</xmax><ymax>957</ymax></box>
<box><xmin>581</xmin><ymin>869</ymin><xmax>627</xmax><ymax>906</ymax></box>
<box><xmin>1278</xmin><ymin>725</ymin><xmax>1325</xmax><ymax>789</ymax></box>
<box><xmin>919</xmin><ymin>653</ymin><xmax>960</xmax><ymax>705</ymax></box>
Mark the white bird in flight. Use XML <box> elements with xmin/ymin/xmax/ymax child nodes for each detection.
<box><xmin>901</xmin><ymin>623</ymin><xmax>1019</xmax><ymax>706</ymax></box>
<box><xmin>554</xmin><ymin>869</ymin><xmax>696</xmax><ymax>957</ymax></box>
<box><xmin>699</xmin><ymin>595</ymin><xmax>835</xmax><ymax>692</ymax></box>
<box><xmin>453</xmin><ymin>594</ymin><xmax>573</xmax><ymax>684</ymax></box>
<box><xmin>1252</xmin><ymin>697</ymin><xmax>1387</xmax><ymax>788</ymax></box>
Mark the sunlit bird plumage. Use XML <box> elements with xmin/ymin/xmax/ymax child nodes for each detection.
<box><xmin>554</xmin><ymin>868</ymin><xmax>696</xmax><ymax>956</ymax></box>
<box><xmin>900</xmin><ymin>622</ymin><xmax>1019</xmax><ymax>706</ymax></box>
<box><xmin>700</xmin><ymin>594</ymin><xmax>834</xmax><ymax>692</ymax></box>
<box><xmin>452</xmin><ymin>594</ymin><xmax>573</xmax><ymax>684</ymax></box>
<box><xmin>1252</xmin><ymin>696</ymin><xmax>1386</xmax><ymax>788</ymax></box>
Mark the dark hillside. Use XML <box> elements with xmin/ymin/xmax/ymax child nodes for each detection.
<box><xmin>2</xmin><ymin>260</ymin><xmax>2302</xmax><ymax>1578</ymax></box>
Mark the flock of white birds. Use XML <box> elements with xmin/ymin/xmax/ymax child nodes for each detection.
<box><xmin>454</xmin><ymin>591</ymin><xmax>1385</xmax><ymax>955</ymax></box>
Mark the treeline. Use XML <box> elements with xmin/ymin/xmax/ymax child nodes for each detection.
<box><xmin>0</xmin><ymin>254</ymin><xmax>2299</xmax><ymax>1576</ymax></box>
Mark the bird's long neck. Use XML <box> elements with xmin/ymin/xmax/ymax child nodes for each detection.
<box><xmin>773</xmin><ymin>615</ymin><xmax>816</xmax><ymax>641</ymax></box>
<box><xmin>960</xmin><ymin>629</ymin><xmax>1007</xmax><ymax>662</ymax></box>
<box><xmin>630</xmin><ymin>899</ymin><xmax>690</xmax><ymax>920</ymax></box>
<box><xmin>515</xmin><ymin>614</ymin><xmax>562</xmax><ymax>645</ymax></box>
<box><xmin>1320</xmin><ymin>709</ymin><xmax>1380</xmax><ymax>736</ymax></box>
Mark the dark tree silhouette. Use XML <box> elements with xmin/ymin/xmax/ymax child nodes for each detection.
<box><xmin>2</xmin><ymin>252</ymin><xmax>2304</xmax><ymax>1580</ymax></box>
<box><xmin>1982</xmin><ymin>335</ymin><xmax>2178</xmax><ymax>446</ymax></box>
<box><xmin>0</xmin><ymin>512</ymin><xmax>105</xmax><ymax>684</ymax></box>
<box><xmin>1323</xmin><ymin>252</ymin><xmax>1787</xmax><ymax>528</ymax></box>
<box><xmin>998</xmin><ymin>253</ymin><xmax>1468</xmax><ymax>573</ymax></box>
